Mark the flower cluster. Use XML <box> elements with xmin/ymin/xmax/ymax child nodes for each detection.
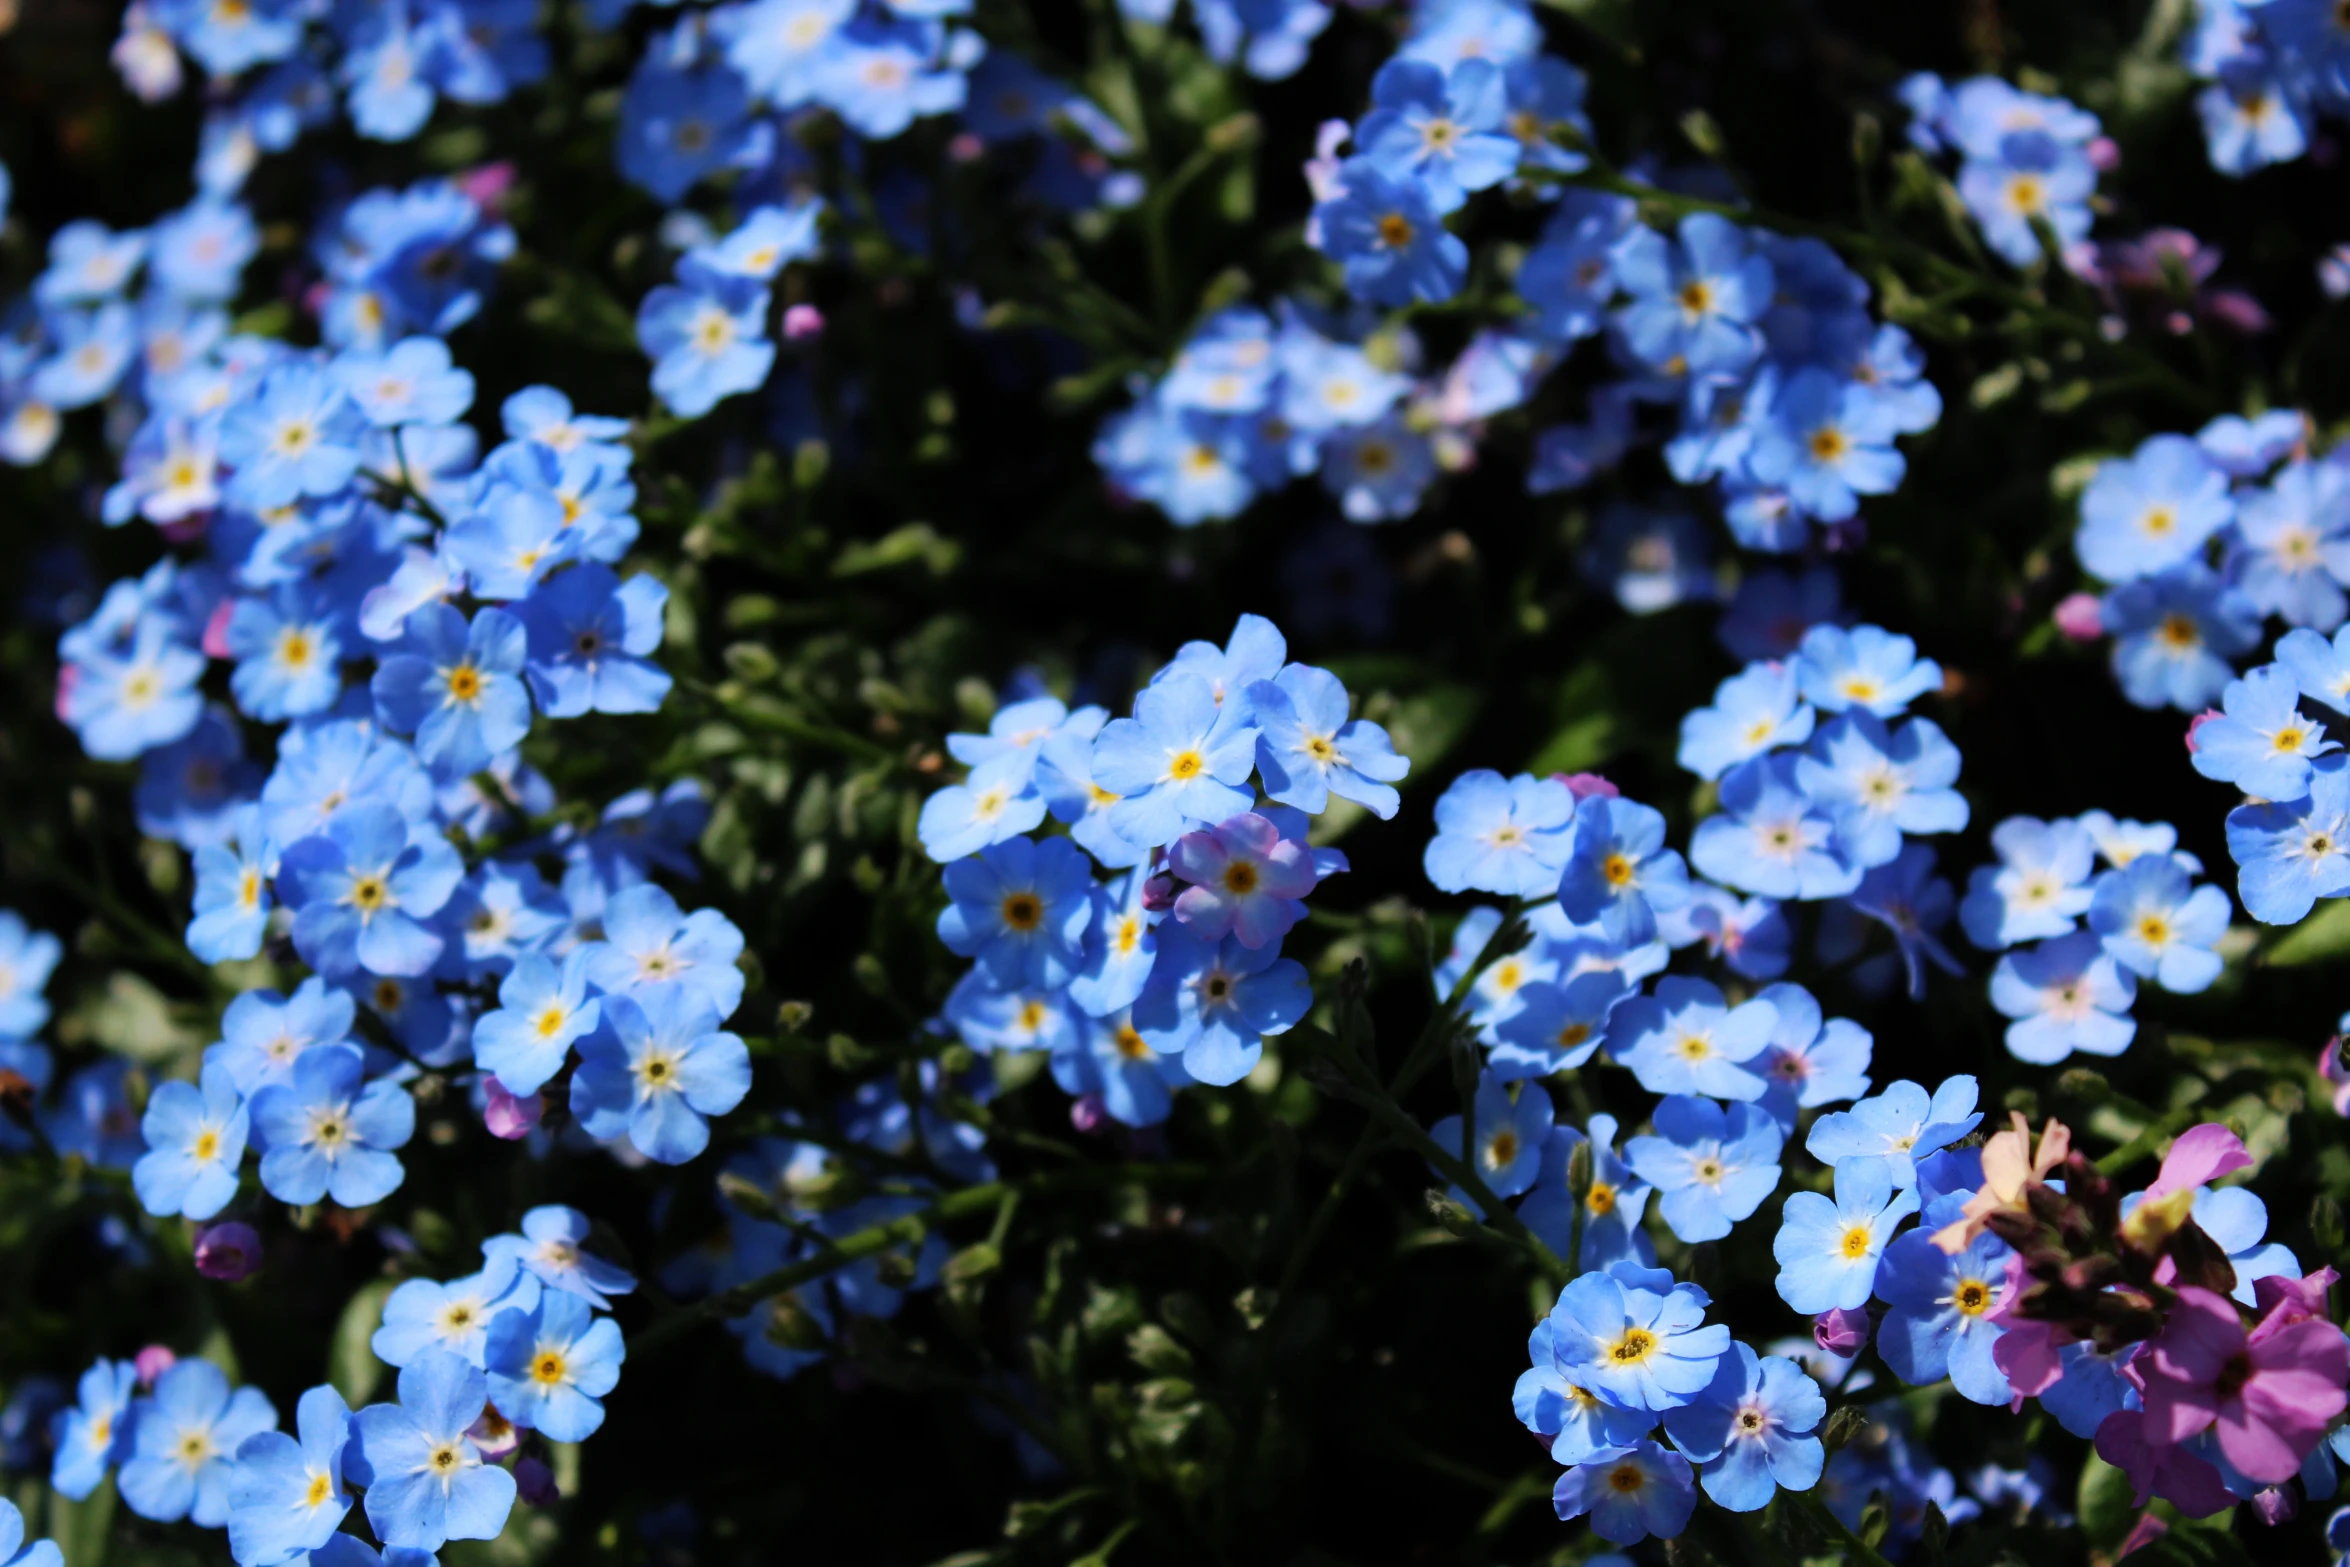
<box><xmin>919</xmin><ymin>613</ymin><xmax>1407</xmax><ymax>1118</ymax></box>
<box><xmin>51</xmin><ymin>1205</ymin><xmax>634</xmax><ymax>1560</ymax></box>
<box><xmin>2181</xmin><ymin>0</ymin><xmax>2341</xmax><ymax>176</ymax></box>
<box><xmin>1896</xmin><ymin>73</ymin><xmax>2105</xmax><ymax>268</ymax></box>
<box><xmin>1962</xmin><ymin>812</ymin><xmax>2233</xmax><ymax>1062</ymax></box>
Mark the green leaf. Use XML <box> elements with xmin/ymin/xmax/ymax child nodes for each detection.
<box><xmin>2262</xmin><ymin>898</ymin><xmax>2350</xmax><ymax>966</ymax></box>
<box><xmin>329</xmin><ymin>1279</ymin><xmax>399</xmax><ymax>1410</ymax></box>
<box><xmin>47</xmin><ymin>1474</ymin><xmax>114</xmax><ymax>1567</ymax></box>
<box><xmin>2075</xmin><ymin>1449</ymin><xmax>2134</xmax><ymax>1551</ymax></box>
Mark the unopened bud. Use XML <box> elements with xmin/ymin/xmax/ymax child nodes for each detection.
<box><xmin>1813</xmin><ymin>1307</ymin><xmax>1870</xmax><ymax>1356</ymax></box>
<box><xmin>483</xmin><ymin>1079</ymin><xmax>542</xmax><ymax>1140</ymax></box>
<box><xmin>514</xmin><ymin>1454</ymin><xmax>559</xmax><ymax>1507</ymax></box>
<box><xmin>194</xmin><ymin>1222</ymin><xmax>262</xmax><ymax>1282</ymax></box>
<box><xmin>1820</xmin><ymin>1404</ymin><xmax>1870</xmax><ymax>1454</ymax></box>
<box><xmin>134</xmin><ymin>1345</ymin><xmax>177</xmax><ymax>1388</ymax></box>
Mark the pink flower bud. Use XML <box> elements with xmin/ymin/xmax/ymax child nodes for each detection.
<box><xmin>2088</xmin><ymin>136</ymin><xmax>2121</xmax><ymax>171</ymax></box>
<box><xmin>2247</xmin><ymin>1485</ymin><xmax>2298</xmax><ymax>1526</ymax></box>
<box><xmin>2184</xmin><ymin>709</ymin><xmax>2223</xmax><ymax>753</ymax></box>
<box><xmin>1813</xmin><ymin>1306</ymin><xmax>1870</xmax><ymax>1356</ymax></box>
<box><xmin>947</xmin><ymin>131</ymin><xmax>985</xmax><ymax>163</ymax></box>
<box><xmin>1139</xmin><ymin>872</ymin><xmax>1177</xmax><ymax>913</ymax></box>
<box><xmin>783</xmin><ymin>304</ymin><xmax>825</xmax><ymax>341</ymax></box>
<box><xmin>53</xmin><ymin>664</ymin><xmax>78</xmax><ymax>724</ymax></box>
<box><xmin>194</xmin><ymin>1221</ymin><xmax>262</xmax><ymax>1282</ymax></box>
<box><xmin>456</xmin><ymin>162</ymin><xmax>519</xmax><ymax>210</ymax></box>
<box><xmin>468</xmin><ymin>1405</ymin><xmax>522</xmax><ymax>1461</ymax></box>
<box><xmin>484</xmin><ymin>1080</ymin><xmax>543</xmax><ymax>1140</ymax></box>
<box><xmin>1556</xmin><ymin>773</ymin><xmax>1619</xmax><ymax>802</ymax></box>
<box><xmin>2052</xmin><ymin>591</ymin><xmax>2104</xmax><ymax>641</ymax></box>
<box><xmin>515</xmin><ymin>1455</ymin><xmax>559</xmax><ymax>1507</ymax></box>
<box><xmin>134</xmin><ymin>1345</ymin><xmax>177</xmax><ymax>1387</ymax></box>
<box><xmin>1069</xmin><ymin>1094</ymin><xmax>1107</xmax><ymax>1135</ymax></box>
<box><xmin>202</xmin><ymin>597</ymin><xmax>236</xmax><ymax>659</ymax></box>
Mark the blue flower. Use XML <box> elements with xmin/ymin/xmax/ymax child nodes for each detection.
<box><xmin>1423</xmin><ymin>770</ymin><xmax>1576</xmax><ymax>895</ymax></box>
<box><xmin>1749</xmin><ymin>982</ymin><xmax>1871</xmax><ymax>1127</ymax></box>
<box><xmin>1354</xmin><ymin>58</ymin><xmax>1519</xmax><ymax>213</ymax></box>
<box><xmin>2103</xmin><ymin>565</ymin><xmax>2261</xmax><ymax>712</ymax></box>
<box><xmin>617</xmin><ymin>54</ymin><xmax>762</xmax><ymax>202</ymax></box>
<box><xmin>1608</xmin><ymin>213</ymin><xmax>1773</xmax><ymax>381</ymax></box>
<box><xmin>0</xmin><ymin>913</ymin><xmax>61</xmax><ymax>1040</ymax></box>
<box><xmin>2228</xmin><ymin>461</ymin><xmax>2350</xmax><ymax>628</ymax></box>
<box><xmin>64</xmin><ymin>623</ymin><xmax>207</xmax><ymax>761</ymax></box>
<box><xmin>2279</xmin><ymin>623</ymin><xmax>2350</xmax><ymax>713</ymax></box>
<box><xmin>447</xmin><ymin>484</ymin><xmax>575</xmax><ymax>602</ymax></box>
<box><xmin>1558</xmin><ymin>797</ymin><xmax>1690</xmax><ymax>945</ymax></box>
<box><xmin>1317</xmin><ymin>412</ymin><xmax>1438</xmax><ymax>522</ymax></box>
<box><xmin>1875</xmin><ymin>1194</ymin><xmax>2015</xmax><ymax>1406</ymax></box>
<box><xmin>1793</xmin><ymin>623</ymin><xmax>1942</xmax><ymax>718</ymax></box>
<box><xmin>1546</xmin><ymin>1261</ymin><xmax>1730</xmax><ymax>1411</ymax></box>
<box><xmin>1500</xmin><ymin>53</ymin><xmax>1593</xmax><ymax>181</ymax></box>
<box><xmin>517</xmin><ymin>564</ymin><xmax>673</xmax><ymax>717</ymax></box>
<box><xmin>2227</xmin><ymin>752</ymin><xmax>2350</xmax><ymax>922</ymax></box>
<box><xmin>1519</xmin><ymin>1115</ymin><xmax>1654</xmax><ymax>1270</ymax></box>
<box><xmin>918</xmin><ymin>752</ymin><xmax>1049</xmax><ymax>862</ymax></box>
<box><xmin>1659</xmin><ymin>1343</ymin><xmax>1826</xmax><ymax>1511</ymax></box>
<box><xmin>1429</xmin><ymin>1071</ymin><xmax>1553</xmax><ymax>1204</ymax></box>
<box><xmin>1517</xmin><ymin>212</ymin><xmax>1618</xmax><ymax>345</ymax></box>
<box><xmin>474</xmin><ymin>950</ymin><xmax>602</xmax><ymax>1096</ymax></box>
<box><xmin>1805</xmin><ymin>1076</ymin><xmax>1980</xmax><ymax>1189</ymax></box>
<box><xmin>371</xmin><ymin>1254</ymin><xmax>540</xmax><ymax>1369</ymax></box>
<box><xmin>1131</xmin><ymin>923</ymin><xmax>1310</xmax><ymax>1086</ymax></box>
<box><xmin>0</xmin><ymin>1500</ymin><xmax>60</xmax><ymax>1567</ymax></box>
<box><xmin>1989</xmin><ymin>930</ymin><xmax>2138</xmax><ymax>1064</ymax></box>
<box><xmin>1690</xmin><ymin>755</ymin><xmax>1859</xmax><ymax>901</ymax></box>
<box><xmin>226</xmin><ymin>1384</ymin><xmax>351</xmax><ymax>1567</ymax></box>
<box><xmin>1748</xmin><ymin>367</ymin><xmax>1905</xmax><ymax>522</ymax></box>
<box><xmin>483</xmin><ymin>1291</ymin><xmax>625</xmax><ymax>1443</ymax></box>
<box><xmin>371</xmin><ymin>603</ymin><xmax>532</xmax><ymax>778</ymax></box>
<box><xmin>1489</xmin><ymin>970</ymin><xmax>1625</xmax><ymax>1079</ymax></box>
<box><xmin>217</xmin><ymin>363</ymin><xmax>365</xmax><ymax>511</ymax></box>
<box><xmin>157</xmin><ymin>0</ymin><xmax>303</xmax><ymax>76</ymax></box>
<box><xmin>938</xmin><ymin>836</ymin><xmax>1098</xmax><ymax>989</ymax></box>
<box><xmin>1068</xmin><ymin>871</ymin><xmax>1159</xmax><ymax>1018</ymax></box>
<box><xmin>332</xmin><ymin>336</ymin><xmax>474</xmax><ymax>427</ymax></box>
<box><xmin>1606</xmin><ymin>976</ymin><xmax>1775</xmax><ymax>1102</ymax></box>
<box><xmin>133</xmin><ymin>1061</ymin><xmax>247</xmax><ymax>1221</ymax></box>
<box><xmin>1048</xmin><ymin>1012</ymin><xmax>1192</xmax><ymax>1127</ymax></box>
<box><xmin>1513</xmin><ymin>1318</ymin><xmax>1657</xmax><ymax>1464</ymax></box>
<box><xmin>119</xmin><ymin>1359</ymin><xmax>277</xmax><ymax>1528</ymax></box>
<box><xmin>2078</xmin><ymin>434</ymin><xmax>2236</xmax><ymax>582</ymax></box>
<box><xmin>50</xmin><ymin>1358</ymin><xmax>138</xmax><ymax>1501</ymax></box>
<box><xmin>2191</xmin><ymin>663</ymin><xmax>2338</xmax><ymax>799</ymax></box>
<box><xmin>945</xmin><ymin>696</ymin><xmax>1084</xmax><ymax>788</ymax></box>
<box><xmin>1771</xmin><ymin>1157</ymin><xmax>1918</xmax><ymax>1314</ymax></box>
<box><xmin>224</xmin><ymin>589</ymin><xmax>344</xmax><ymax>722</ymax></box>
<box><xmin>717</xmin><ymin>0</ymin><xmax>856</xmax><ymax>104</ymax></box>
<box><xmin>1626</xmin><ymin>1097</ymin><xmax>1783</xmax><ymax>1243</ymax></box>
<box><xmin>249</xmin><ymin>1042</ymin><xmax>414</xmax><ymax>1208</ymax></box>
<box><xmin>1313</xmin><ymin>158</ymin><xmax>1468</xmax><ymax>307</ymax></box>
<box><xmin>2087</xmin><ymin>855</ymin><xmax>2231</xmax><ymax>993</ymax></box>
<box><xmin>1552</xmin><ymin>1442</ymin><xmax>1698</xmax><ymax>1545</ymax></box>
<box><xmin>1959</xmin><ymin>815</ymin><xmax>2097</xmax><ymax>949</ymax></box>
<box><xmin>1249</xmin><ymin>664</ymin><xmax>1411</xmax><ymax>818</ymax></box>
<box><xmin>213</xmin><ymin>979</ymin><xmax>355</xmax><ymax>1098</ymax></box>
<box><xmin>348</xmin><ymin>1351</ymin><xmax>517</xmax><ymax>1553</ymax></box>
<box><xmin>638</xmin><ymin>273</ymin><xmax>775</xmax><ymax>418</ymax></box>
<box><xmin>1677</xmin><ymin>663</ymin><xmax>1816</xmax><ymax>783</ymax></box>
<box><xmin>1091</xmin><ymin>670</ymin><xmax>1262</xmax><ymax>850</ymax></box>
<box><xmin>1955</xmin><ymin>148</ymin><xmax>2096</xmax><ymax>267</ymax></box>
<box><xmin>1796</xmin><ymin>713</ymin><xmax>1970</xmax><ymax>870</ymax></box>
<box><xmin>812</xmin><ymin>17</ymin><xmax>968</xmax><ymax>137</ymax></box>
<box><xmin>488</xmin><ymin>1204</ymin><xmax>638</xmax><ymax>1308</ymax></box>
<box><xmin>571</xmin><ymin>983</ymin><xmax>753</xmax><ymax>1164</ymax></box>
<box><xmin>279</xmin><ymin>802</ymin><xmax>463</xmax><ymax>978</ymax></box>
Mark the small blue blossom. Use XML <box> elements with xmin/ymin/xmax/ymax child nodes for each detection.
<box><xmin>1659</xmin><ymin>1343</ymin><xmax>1826</xmax><ymax>1511</ymax></box>
<box><xmin>348</xmin><ymin>1351</ymin><xmax>517</xmax><ymax>1553</ymax></box>
<box><xmin>571</xmin><ymin>983</ymin><xmax>754</xmax><ymax>1164</ymax></box>
<box><xmin>474</xmin><ymin>950</ymin><xmax>603</xmax><ymax>1096</ymax></box>
<box><xmin>1989</xmin><ymin>930</ymin><xmax>2138</xmax><ymax>1064</ymax></box>
<box><xmin>1131</xmin><ymin>924</ymin><xmax>1310</xmax><ymax>1086</ymax></box>
<box><xmin>2191</xmin><ymin>663</ymin><xmax>2338</xmax><ymax>799</ymax></box>
<box><xmin>2103</xmin><ymin>565</ymin><xmax>2261</xmax><ymax>713</ymax></box>
<box><xmin>132</xmin><ymin>1061</ymin><xmax>247</xmax><ymax>1221</ymax></box>
<box><xmin>1771</xmin><ymin>1157</ymin><xmax>1919</xmax><ymax>1314</ymax></box>
<box><xmin>1960</xmin><ymin>816</ymin><xmax>2098</xmax><ymax>949</ymax></box>
<box><xmin>1429</xmin><ymin>1071</ymin><xmax>1552</xmax><ymax>1204</ymax></box>
<box><xmin>937</xmin><ymin>835</ymin><xmax>1095</xmax><ymax>990</ymax></box>
<box><xmin>1626</xmin><ymin>1097</ymin><xmax>1783</xmax><ymax>1243</ymax></box>
<box><xmin>1552</xmin><ymin>1442</ymin><xmax>1698</xmax><ymax>1545</ymax></box>
<box><xmin>119</xmin><ymin>1359</ymin><xmax>276</xmax><ymax>1528</ymax></box>
<box><xmin>2087</xmin><ymin>855</ymin><xmax>2231</xmax><ymax>993</ymax></box>
<box><xmin>1606</xmin><ymin>976</ymin><xmax>1775</xmax><ymax>1103</ymax></box>
<box><xmin>1558</xmin><ymin>797</ymin><xmax>1690</xmax><ymax>945</ymax></box>
<box><xmin>1353</xmin><ymin>57</ymin><xmax>1519</xmax><ymax>213</ymax></box>
<box><xmin>225</xmin><ymin>1384</ymin><xmax>352</xmax><ymax>1567</ymax></box>
<box><xmin>1313</xmin><ymin>158</ymin><xmax>1468</xmax><ymax>307</ymax></box>
<box><xmin>249</xmin><ymin>1043</ymin><xmax>414</xmax><ymax>1208</ymax></box>
<box><xmin>1793</xmin><ymin>624</ymin><xmax>1942</xmax><ymax>718</ymax></box>
<box><xmin>1545</xmin><ymin>1261</ymin><xmax>1731</xmax><ymax>1412</ymax></box>
<box><xmin>1875</xmin><ymin>1194</ymin><xmax>2016</xmax><ymax>1406</ymax></box>
<box><xmin>1424</xmin><ymin>770</ymin><xmax>1576</xmax><ymax>895</ymax></box>
<box><xmin>1609</xmin><ymin>213</ymin><xmax>1772</xmax><ymax>381</ymax></box>
<box><xmin>1805</xmin><ymin>1076</ymin><xmax>1981</xmax><ymax>1188</ymax></box>
<box><xmin>483</xmin><ymin>1291</ymin><xmax>626</xmax><ymax>1442</ymax></box>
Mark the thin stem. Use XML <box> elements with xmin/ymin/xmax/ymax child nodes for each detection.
<box><xmin>631</xmin><ymin>1162</ymin><xmax>1212</xmax><ymax>1357</ymax></box>
<box><xmin>2093</xmin><ymin>1103</ymin><xmax>2207</xmax><ymax>1177</ymax></box>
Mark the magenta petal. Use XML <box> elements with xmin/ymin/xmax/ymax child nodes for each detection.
<box><xmin>1168</xmin><ymin>830</ymin><xmax>1229</xmax><ymax>885</ymax></box>
<box><xmin>2143</xmin><ymin>1123</ymin><xmax>2252</xmax><ymax>1200</ymax></box>
<box><xmin>1171</xmin><ymin>884</ymin><xmax>1235</xmax><ymax>941</ymax></box>
<box><xmin>1991</xmin><ymin>1320</ymin><xmax>2066</xmax><ymax>1398</ymax></box>
<box><xmin>1218</xmin><ymin>811</ymin><xmax>1282</xmax><ymax>858</ymax></box>
<box><xmin>2212</xmin><ymin>1402</ymin><xmax>2304</xmax><ymax>1486</ymax></box>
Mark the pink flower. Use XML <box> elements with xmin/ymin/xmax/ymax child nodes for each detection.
<box><xmin>1169</xmin><ymin>813</ymin><xmax>1316</xmax><ymax>948</ymax></box>
<box><xmin>2144</xmin><ymin>1123</ymin><xmax>2253</xmax><ymax>1201</ymax></box>
<box><xmin>2251</xmin><ymin>1266</ymin><xmax>2338</xmax><ymax>1336</ymax></box>
<box><xmin>2138</xmin><ymin>1285</ymin><xmax>2347</xmax><ymax>1483</ymax></box>
<box><xmin>2321</xmin><ymin>1036</ymin><xmax>2350</xmax><ymax>1116</ymax></box>
<box><xmin>2183</xmin><ymin>709</ymin><xmax>2223</xmax><ymax>753</ymax></box>
<box><xmin>783</xmin><ymin>304</ymin><xmax>825</xmax><ymax>341</ymax></box>
<box><xmin>483</xmin><ymin>1079</ymin><xmax>543</xmax><ymax>1140</ymax></box>
<box><xmin>134</xmin><ymin>1345</ymin><xmax>177</xmax><ymax>1388</ymax></box>
<box><xmin>2052</xmin><ymin>592</ymin><xmax>2104</xmax><ymax>641</ymax></box>
<box><xmin>2094</xmin><ymin>1410</ymin><xmax>2236</xmax><ymax>1518</ymax></box>
<box><xmin>1985</xmin><ymin>1254</ymin><xmax>2071</xmax><ymax>1398</ymax></box>
<box><xmin>1555</xmin><ymin>773</ymin><xmax>1619</xmax><ymax>802</ymax></box>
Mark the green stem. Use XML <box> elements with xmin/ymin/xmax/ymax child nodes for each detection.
<box><xmin>631</xmin><ymin>1162</ymin><xmax>1212</xmax><ymax>1357</ymax></box>
<box><xmin>1790</xmin><ymin>1489</ymin><xmax>1899</xmax><ymax>1567</ymax></box>
<box><xmin>2094</xmin><ymin>1103</ymin><xmax>2207</xmax><ymax>1177</ymax></box>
